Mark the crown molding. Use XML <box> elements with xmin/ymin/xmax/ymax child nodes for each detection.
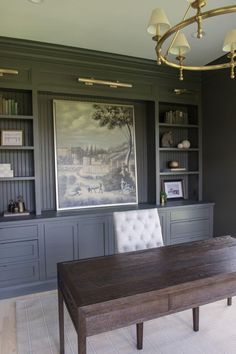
<box><xmin>0</xmin><ymin>36</ymin><xmax>201</xmax><ymax>82</ymax></box>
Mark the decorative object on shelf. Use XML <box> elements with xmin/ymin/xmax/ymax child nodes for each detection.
<box><xmin>17</xmin><ymin>195</ymin><xmax>26</xmax><ymax>213</ymax></box>
<box><xmin>181</xmin><ymin>139</ymin><xmax>191</xmax><ymax>149</ymax></box>
<box><xmin>0</xmin><ymin>163</ymin><xmax>14</xmax><ymax>177</ymax></box>
<box><xmin>163</xmin><ymin>179</ymin><xmax>184</xmax><ymax>200</ymax></box>
<box><xmin>4</xmin><ymin>195</ymin><xmax>29</xmax><ymax>217</ymax></box>
<box><xmin>160</xmin><ymin>190</ymin><xmax>167</xmax><ymax>206</ymax></box>
<box><xmin>161</xmin><ymin>131</ymin><xmax>173</xmax><ymax>147</ymax></box>
<box><xmin>177</xmin><ymin>142</ymin><xmax>184</xmax><ymax>149</ymax></box>
<box><xmin>0</xmin><ymin>96</ymin><xmax>19</xmax><ymax>115</ymax></box>
<box><xmin>168</xmin><ymin>160</ymin><xmax>179</xmax><ymax>168</ymax></box>
<box><xmin>164</xmin><ymin>110</ymin><xmax>188</xmax><ymax>124</ymax></box>
<box><xmin>1</xmin><ymin>130</ymin><xmax>23</xmax><ymax>146</ymax></box>
<box><xmin>78</xmin><ymin>77</ymin><xmax>132</xmax><ymax>88</ymax></box>
<box><xmin>53</xmin><ymin>99</ymin><xmax>138</xmax><ymax>210</ymax></box>
<box><xmin>147</xmin><ymin>1</ymin><xmax>236</xmax><ymax>80</ymax></box>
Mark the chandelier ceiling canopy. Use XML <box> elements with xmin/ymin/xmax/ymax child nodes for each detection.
<box><xmin>147</xmin><ymin>0</ymin><xmax>236</xmax><ymax>80</ymax></box>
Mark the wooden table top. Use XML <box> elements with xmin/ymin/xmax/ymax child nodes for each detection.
<box><xmin>58</xmin><ymin>236</ymin><xmax>236</xmax><ymax>307</ymax></box>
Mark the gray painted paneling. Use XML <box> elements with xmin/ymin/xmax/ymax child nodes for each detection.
<box><xmin>44</xmin><ymin>222</ymin><xmax>76</xmax><ymax>278</ymax></box>
<box><xmin>78</xmin><ymin>217</ymin><xmax>108</xmax><ymax>259</ymax></box>
<box><xmin>202</xmin><ymin>70</ymin><xmax>236</xmax><ymax>237</ymax></box>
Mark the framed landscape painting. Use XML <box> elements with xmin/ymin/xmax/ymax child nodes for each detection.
<box><xmin>53</xmin><ymin>100</ymin><xmax>138</xmax><ymax>210</ymax></box>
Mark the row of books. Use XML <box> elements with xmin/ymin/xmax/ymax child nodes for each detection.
<box><xmin>0</xmin><ymin>96</ymin><xmax>19</xmax><ymax>115</ymax></box>
<box><xmin>164</xmin><ymin>110</ymin><xmax>188</xmax><ymax>124</ymax></box>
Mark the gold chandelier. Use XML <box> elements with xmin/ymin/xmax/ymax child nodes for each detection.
<box><xmin>147</xmin><ymin>0</ymin><xmax>236</xmax><ymax>80</ymax></box>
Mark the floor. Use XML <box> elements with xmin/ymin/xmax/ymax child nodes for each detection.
<box><xmin>0</xmin><ymin>290</ymin><xmax>54</xmax><ymax>354</ymax></box>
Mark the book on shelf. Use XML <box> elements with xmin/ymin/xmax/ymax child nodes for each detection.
<box><xmin>169</xmin><ymin>168</ymin><xmax>187</xmax><ymax>171</ymax></box>
<box><xmin>3</xmin><ymin>210</ymin><xmax>30</xmax><ymax>217</ymax></box>
<box><xmin>160</xmin><ymin>168</ymin><xmax>187</xmax><ymax>173</ymax></box>
<box><xmin>0</xmin><ymin>97</ymin><xmax>19</xmax><ymax>115</ymax></box>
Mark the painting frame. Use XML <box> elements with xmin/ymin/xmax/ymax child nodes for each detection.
<box><xmin>53</xmin><ymin>99</ymin><xmax>138</xmax><ymax>210</ymax></box>
<box><xmin>163</xmin><ymin>179</ymin><xmax>184</xmax><ymax>200</ymax></box>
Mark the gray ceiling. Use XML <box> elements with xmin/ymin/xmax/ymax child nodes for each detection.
<box><xmin>1</xmin><ymin>0</ymin><xmax>236</xmax><ymax>65</ymax></box>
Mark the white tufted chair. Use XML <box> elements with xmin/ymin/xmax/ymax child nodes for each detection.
<box><xmin>113</xmin><ymin>208</ymin><xmax>163</xmax><ymax>253</ymax></box>
<box><xmin>113</xmin><ymin>208</ymin><xmax>163</xmax><ymax>350</ymax></box>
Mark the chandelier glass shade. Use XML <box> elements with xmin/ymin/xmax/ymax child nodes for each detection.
<box><xmin>147</xmin><ymin>1</ymin><xmax>236</xmax><ymax>80</ymax></box>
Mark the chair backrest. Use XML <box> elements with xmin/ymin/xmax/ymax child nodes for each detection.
<box><xmin>113</xmin><ymin>208</ymin><xmax>163</xmax><ymax>253</ymax></box>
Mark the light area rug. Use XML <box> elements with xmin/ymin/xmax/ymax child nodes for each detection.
<box><xmin>16</xmin><ymin>292</ymin><xmax>236</xmax><ymax>354</ymax></box>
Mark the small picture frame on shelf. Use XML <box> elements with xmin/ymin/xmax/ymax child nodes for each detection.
<box><xmin>1</xmin><ymin>130</ymin><xmax>23</xmax><ymax>146</ymax></box>
<box><xmin>163</xmin><ymin>179</ymin><xmax>184</xmax><ymax>200</ymax></box>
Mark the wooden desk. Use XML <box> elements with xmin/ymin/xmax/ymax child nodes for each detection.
<box><xmin>57</xmin><ymin>236</ymin><xmax>236</xmax><ymax>354</ymax></box>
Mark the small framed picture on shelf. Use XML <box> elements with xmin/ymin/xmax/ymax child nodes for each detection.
<box><xmin>1</xmin><ymin>130</ymin><xmax>23</xmax><ymax>146</ymax></box>
<box><xmin>163</xmin><ymin>179</ymin><xmax>184</xmax><ymax>200</ymax></box>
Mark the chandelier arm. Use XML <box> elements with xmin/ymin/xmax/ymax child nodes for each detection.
<box><xmin>160</xmin><ymin>56</ymin><xmax>233</xmax><ymax>71</ymax></box>
<box><xmin>155</xmin><ymin>5</ymin><xmax>236</xmax><ymax>71</ymax></box>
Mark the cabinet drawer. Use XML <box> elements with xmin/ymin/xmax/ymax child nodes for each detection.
<box><xmin>170</xmin><ymin>234</ymin><xmax>210</xmax><ymax>245</ymax></box>
<box><xmin>0</xmin><ymin>240</ymin><xmax>38</xmax><ymax>264</ymax></box>
<box><xmin>0</xmin><ymin>261</ymin><xmax>39</xmax><ymax>287</ymax></box>
<box><xmin>171</xmin><ymin>219</ymin><xmax>210</xmax><ymax>239</ymax></box>
<box><xmin>170</xmin><ymin>207</ymin><xmax>210</xmax><ymax>222</ymax></box>
<box><xmin>0</xmin><ymin>225</ymin><xmax>38</xmax><ymax>242</ymax></box>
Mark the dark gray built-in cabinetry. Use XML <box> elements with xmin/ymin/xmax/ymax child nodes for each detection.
<box><xmin>0</xmin><ymin>202</ymin><xmax>214</xmax><ymax>298</ymax></box>
<box><xmin>0</xmin><ymin>38</ymin><xmax>214</xmax><ymax>298</ymax></box>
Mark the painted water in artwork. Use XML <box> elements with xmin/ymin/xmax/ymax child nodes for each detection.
<box><xmin>53</xmin><ymin>100</ymin><xmax>138</xmax><ymax>209</ymax></box>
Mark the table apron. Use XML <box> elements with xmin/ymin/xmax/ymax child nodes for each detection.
<box><xmin>170</xmin><ymin>277</ymin><xmax>236</xmax><ymax>311</ymax></box>
<box><xmin>83</xmin><ymin>277</ymin><xmax>236</xmax><ymax>336</ymax></box>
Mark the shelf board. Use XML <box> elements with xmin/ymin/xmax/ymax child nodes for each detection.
<box><xmin>0</xmin><ymin>177</ymin><xmax>35</xmax><ymax>181</ymax></box>
<box><xmin>159</xmin><ymin>123</ymin><xmax>199</xmax><ymax>128</ymax></box>
<box><xmin>0</xmin><ymin>114</ymin><xmax>33</xmax><ymax>120</ymax></box>
<box><xmin>159</xmin><ymin>171</ymin><xmax>199</xmax><ymax>176</ymax></box>
<box><xmin>0</xmin><ymin>146</ymin><xmax>34</xmax><ymax>150</ymax></box>
<box><xmin>159</xmin><ymin>148</ymin><xmax>199</xmax><ymax>152</ymax></box>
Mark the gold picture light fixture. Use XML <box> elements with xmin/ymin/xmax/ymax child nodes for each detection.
<box><xmin>0</xmin><ymin>68</ymin><xmax>19</xmax><ymax>77</ymax></box>
<box><xmin>147</xmin><ymin>0</ymin><xmax>236</xmax><ymax>80</ymax></box>
<box><xmin>78</xmin><ymin>77</ymin><xmax>132</xmax><ymax>88</ymax></box>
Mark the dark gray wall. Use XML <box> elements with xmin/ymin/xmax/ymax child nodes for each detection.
<box><xmin>202</xmin><ymin>69</ymin><xmax>236</xmax><ymax>236</ymax></box>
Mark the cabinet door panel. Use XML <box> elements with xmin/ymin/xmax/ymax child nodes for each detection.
<box><xmin>171</xmin><ymin>219</ymin><xmax>210</xmax><ymax>239</ymax></box>
<box><xmin>0</xmin><ymin>240</ymin><xmax>38</xmax><ymax>264</ymax></box>
<box><xmin>44</xmin><ymin>223</ymin><xmax>76</xmax><ymax>279</ymax></box>
<box><xmin>0</xmin><ymin>261</ymin><xmax>39</xmax><ymax>287</ymax></box>
<box><xmin>78</xmin><ymin>217</ymin><xmax>108</xmax><ymax>259</ymax></box>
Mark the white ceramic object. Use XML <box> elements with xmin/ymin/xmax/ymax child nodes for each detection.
<box><xmin>177</xmin><ymin>143</ymin><xmax>184</xmax><ymax>149</ymax></box>
<box><xmin>182</xmin><ymin>140</ymin><xmax>191</xmax><ymax>149</ymax></box>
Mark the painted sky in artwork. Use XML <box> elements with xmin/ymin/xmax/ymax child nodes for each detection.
<box><xmin>54</xmin><ymin>100</ymin><xmax>134</xmax><ymax>149</ymax></box>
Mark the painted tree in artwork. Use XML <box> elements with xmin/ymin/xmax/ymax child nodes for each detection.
<box><xmin>92</xmin><ymin>105</ymin><xmax>134</xmax><ymax>170</ymax></box>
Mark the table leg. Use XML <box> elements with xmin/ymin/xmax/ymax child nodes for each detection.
<box><xmin>192</xmin><ymin>307</ymin><xmax>199</xmax><ymax>332</ymax></box>
<box><xmin>78</xmin><ymin>331</ymin><xmax>87</xmax><ymax>354</ymax></box>
<box><xmin>227</xmin><ymin>297</ymin><xmax>232</xmax><ymax>306</ymax></box>
<box><xmin>58</xmin><ymin>287</ymin><xmax>65</xmax><ymax>354</ymax></box>
<box><xmin>136</xmin><ymin>322</ymin><xmax>143</xmax><ymax>350</ymax></box>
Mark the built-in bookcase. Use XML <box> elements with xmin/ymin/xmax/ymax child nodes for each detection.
<box><xmin>0</xmin><ymin>89</ymin><xmax>36</xmax><ymax>214</ymax></box>
<box><xmin>158</xmin><ymin>101</ymin><xmax>201</xmax><ymax>201</ymax></box>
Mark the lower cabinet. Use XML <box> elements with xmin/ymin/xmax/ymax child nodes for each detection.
<box><xmin>78</xmin><ymin>216</ymin><xmax>109</xmax><ymax>259</ymax></box>
<box><xmin>44</xmin><ymin>222</ymin><xmax>77</xmax><ymax>279</ymax></box>
<box><xmin>0</xmin><ymin>224</ymin><xmax>40</xmax><ymax>292</ymax></box>
<box><xmin>158</xmin><ymin>204</ymin><xmax>214</xmax><ymax>245</ymax></box>
<box><xmin>0</xmin><ymin>202</ymin><xmax>214</xmax><ymax>297</ymax></box>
